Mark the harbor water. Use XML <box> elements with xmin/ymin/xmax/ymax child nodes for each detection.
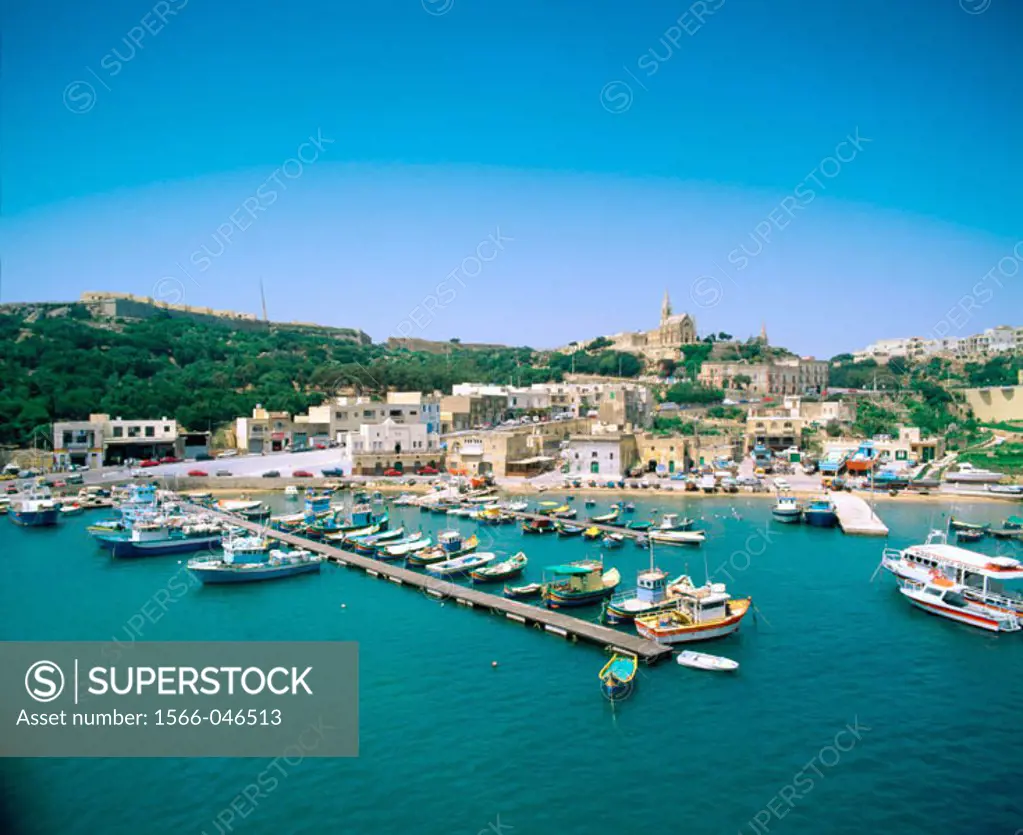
<box><xmin>2</xmin><ymin>494</ymin><xmax>1021</xmax><ymax>835</ymax></box>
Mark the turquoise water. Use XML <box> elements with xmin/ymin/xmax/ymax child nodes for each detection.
<box><xmin>2</xmin><ymin>494</ymin><xmax>1022</xmax><ymax>835</ymax></box>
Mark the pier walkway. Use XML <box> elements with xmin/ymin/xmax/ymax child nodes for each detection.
<box><xmin>195</xmin><ymin>506</ymin><xmax>673</xmax><ymax>665</ymax></box>
<box><xmin>830</xmin><ymin>492</ymin><xmax>889</xmax><ymax>536</ymax></box>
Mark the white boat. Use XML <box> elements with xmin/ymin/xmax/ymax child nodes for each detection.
<box><xmin>898</xmin><ymin>576</ymin><xmax>1020</xmax><ymax>633</ymax></box>
<box><xmin>382</xmin><ymin>537</ymin><xmax>433</xmax><ymax>558</ymax></box>
<box><xmin>223</xmin><ymin>534</ymin><xmax>271</xmax><ymax>560</ymax></box>
<box><xmin>676</xmin><ymin>650</ymin><xmax>739</xmax><ymax>671</ymax></box>
<box><xmin>657</xmin><ymin>513</ymin><xmax>693</xmax><ymax>531</ymax></box>
<box><xmin>945</xmin><ymin>462</ymin><xmax>1006</xmax><ymax>484</ymax></box>
<box><xmin>426</xmin><ymin>552</ymin><xmax>496</xmax><ymax>577</ymax></box>
<box><xmin>772</xmin><ymin>495</ymin><xmax>803</xmax><ymax>524</ymax></box>
<box><xmin>505</xmin><ymin>501</ymin><xmax>528</xmax><ymax>512</ymax></box>
<box><xmin>216</xmin><ymin>499</ymin><xmax>264</xmax><ymax>513</ymax></box>
<box><xmin>699</xmin><ymin>474</ymin><xmax>717</xmax><ymax>493</ymax></box>
<box><xmin>649</xmin><ymin>529</ymin><xmax>706</xmax><ymax>546</ymax></box>
<box><xmin>987</xmin><ymin>484</ymin><xmax>1023</xmax><ymax>496</ymax></box>
<box><xmin>880</xmin><ymin>530</ymin><xmax>1023</xmax><ymax>624</ymax></box>
<box><xmin>284</xmin><ymin>485</ymin><xmax>299</xmax><ymax>499</ymax></box>
<box><xmin>635</xmin><ymin>584</ymin><xmax>752</xmax><ymax>644</ymax></box>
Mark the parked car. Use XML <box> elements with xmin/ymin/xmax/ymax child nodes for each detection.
<box><xmin>67</xmin><ymin>474</ymin><xmax>84</xmax><ymax>485</ymax></box>
<box><xmin>292</xmin><ymin>445</ymin><xmax>312</xmax><ymax>453</ymax></box>
<box><xmin>187</xmin><ymin>469</ymin><xmax>208</xmax><ymax>477</ymax></box>
<box><xmin>216</xmin><ymin>450</ymin><xmax>238</xmax><ymax>459</ymax></box>
<box><xmin>139</xmin><ymin>459</ymin><xmax>159</xmax><ymax>468</ymax></box>
<box><xmin>293</xmin><ymin>470</ymin><xmax>313</xmax><ymax>478</ymax></box>
<box><xmin>51</xmin><ymin>480</ymin><xmax>67</xmax><ymax>488</ymax></box>
<box><xmin>418</xmin><ymin>465</ymin><xmax>439</xmax><ymax>476</ymax></box>
<box><xmin>159</xmin><ymin>456</ymin><xmax>180</xmax><ymax>464</ymax></box>
<box><xmin>5</xmin><ymin>484</ymin><xmax>18</xmax><ymax>494</ymax></box>
<box><xmin>262</xmin><ymin>470</ymin><xmax>281</xmax><ymax>478</ymax></box>
<box><xmin>130</xmin><ymin>469</ymin><xmax>154</xmax><ymax>478</ymax></box>
<box><xmin>195</xmin><ymin>452</ymin><xmax>213</xmax><ymax>461</ymax></box>
<box><xmin>383</xmin><ymin>468</ymin><xmax>402</xmax><ymax>477</ymax></box>
<box><xmin>215</xmin><ymin>470</ymin><xmax>232</xmax><ymax>477</ymax></box>
<box><xmin>321</xmin><ymin>467</ymin><xmax>344</xmax><ymax>477</ymax></box>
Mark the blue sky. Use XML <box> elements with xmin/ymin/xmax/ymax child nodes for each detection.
<box><xmin>3</xmin><ymin>0</ymin><xmax>1021</xmax><ymax>357</ymax></box>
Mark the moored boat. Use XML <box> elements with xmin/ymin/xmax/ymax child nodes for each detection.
<box><xmin>590</xmin><ymin>509</ymin><xmax>620</xmax><ymax>524</ymax></box>
<box><xmin>945</xmin><ymin>463</ymin><xmax>1006</xmax><ymax>484</ymax></box>
<box><xmin>187</xmin><ymin>548</ymin><xmax>324</xmax><ymax>584</ymax></box>
<box><xmin>803</xmin><ymin>497</ymin><xmax>837</xmax><ymax>528</ymax></box>
<box><xmin>601</xmin><ymin>533</ymin><xmax>625</xmax><ymax>549</ymax></box>
<box><xmin>427</xmin><ymin>551</ymin><xmax>495</xmax><ymax>578</ymax></box>
<box><xmin>470</xmin><ymin>552</ymin><xmax>528</xmax><ymax>583</ymax></box>
<box><xmin>109</xmin><ymin>522</ymin><xmax>223</xmax><ymax>559</ymax></box>
<box><xmin>503</xmin><ymin>582</ymin><xmax>543</xmax><ymax>599</ymax></box>
<box><xmin>897</xmin><ymin>575</ymin><xmax>1020</xmax><ymax>633</ymax></box>
<box><xmin>581</xmin><ymin>526</ymin><xmax>602</xmax><ymax>541</ymax></box>
<box><xmin>957</xmin><ymin>529</ymin><xmax>985</xmax><ymax>543</ymax></box>
<box><xmin>656</xmin><ymin>513</ymin><xmax>693</xmax><ymax>532</ymax></box>
<box><xmin>948</xmin><ymin>516</ymin><xmax>989</xmax><ymax>532</ymax></box>
<box><xmin>378</xmin><ymin>534</ymin><xmax>431</xmax><ymax>561</ymax></box>
<box><xmin>59</xmin><ymin>502</ymin><xmax>85</xmax><ymax>516</ymax></box>
<box><xmin>598</xmin><ymin>652</ymin><xmax>638</xmax><ymax>701</ymax></box>
<box><xmin>604</xmin><ymin>569</ymin><xmax>696</xmax><ymax>625</ymax></box>
<box><xmin>406</xmin><ymin>532</ymin><xmax>479</xmax><ymax>566</ymax></box>
<box><xmin>648</xmin><ymin>529</ymin><xmax>706</xmax><ymax>546</ymax></box>
<box><xmin>634</xmin><ymin>587</ymin><xmax>752</xmax><ymax>644</ymax></box>
<box><xmin>543</xmin><ymin>561</ymin><xmax>620</xmax><ymax>608</ymax></box>
<box><xmin>772</xmin><ymin>495</ymin><xmax>803</xmax><ymax>524</ymax></box>
<box><xmin>522</xmin><ymin>518</ymin><xmax>555</xmax><ymax>534</ymax></box>
<box><xmin>9</xmin><ymin>485</ymin><xmax>60</xmax><ymax>527</ymax></box>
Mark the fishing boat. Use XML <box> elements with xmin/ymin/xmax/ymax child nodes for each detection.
<box><xmin>522</xmin><ymin>518</ymin><xmax>555</xmax><ymax>534</ymax></box>
<box><xmin>627</xmin><ymin>520</ymin><xmax>653</xmax><ymax>532</ymax></box>
<box><xmin>407</xmin><ymin>532</ymin><xmax>479</xmax><ymax>566</ymax></box>
<box><xmin>536</xmin><ymin>501</ymin><xmax>562</xmax><ymax>516</ymax></box>
<box><xmin>543</xmin><ymin>561</ymin><xmax>620</xmax><ymax>608</ymax></box>
<box><xmin>604</xmin><ymin>538</ymin><xmax>697</xmax><ymax>624</ymax></box>
<box><xmin>623</xmin><ymin>502</ymin><xmax>636</xmax><ymax>513</ymax></box>
<box><xmin>427</xmin><ymin>551</ymin><xmax>495</xmax><ymax>578</ymax></box>
<box><xmin>377</xmin><ymin>534</ymin><xmax>431</xmax><ymax>561</ymax></box>
<box><xmin>505</xmin><ymin>500</ymin><xmax>529</xmax><ymax>513</ymax></box>
<box><xmin>187</xmin><ymin>548</ymin><xmax>324</xmax><ymax>584</ymax></box>
<box><xmin>1005</xmin><ymin>515</ymin><xmax>1023</xmax><ymax>530</ymax></box>
<box><xmin>676</xmin><ymin>650</ymin><xmax>739</xmax><ymax>672</ymax></box>
<box><xmin>349</xmin><ymin>527</ymin><xmax>407</xmax><ymax>555</ymax></box>
<box><xmin>590</xmin><ymin>509</ymin><xmax>620</xmax><ymax>524</ymax></box>
<box><xmin>470</xmin><ymin>552</ymin><xmax>527</xmax><ymax>583</ymax></box>
<box><xmin>945</xmin><ymin>462</ymin><xmax>1006</xmax><ymax>484</ymax></box>
<box><xmin>948</xmin><ymin>517</ymin><xmax>989</xmax><ymax>533</ymax></box>
<box><xmin>551</xmin><ymin>507</ymin><xmax>577</xmax><ymax>519</ymax></box>
<box><xmin>845</xmin><ymin>440</ymin><xmax>879</xmax><ymax>475</ymax></box>
<box><xmin>601</xmin><ymin>533</ymin><xmax>625</xmax><ymax>549</ymax></box>
<box><xmin>988</xmin><ymin>485</ymin><xmax>1023</xmax><ymax>496</ymax></box>
<box><xmin>476</xmin><ymin>507</ymin><xmax>510</xmax><ymax>525</ymax></box>
<box><xmin>325</xmin><ymin>523</ymin><xmax>380</xmax><ymax>546</ymax></box>
<box><xmin>897</xmin><ymin>575</ymin><xmax>1020</xmax><ymax>632</ymax></box>
<box><xmin>284</xmin><ymin>485</ymin><xmax>299</xmax><ymax>500</ymax></box>
<box><xmin>222</xmin><ymin>533</ymin><xmax>271</xmax><ymax>561</ymax></box>
<box><xmin>880</xmin><ymin>531</ymin><xmax>1023</xmax><ymax>624</ymax></box>
<box><xmin>656</xmin><ymin>513</ymin><xmax>693</xmax><ymax>532</ymax></box>
<box><xmin>504</xmin><ymin>582</ymin><xmax>543</xmax><ymax>599</ymax></box>
<box><xmin>598</xmin><ymin>652</ymin><xmax>638</xmax><ymax>701</ymax></box>
<box><xmin>584</xmin><ymin>498</ymin><xmax>596</xmax><ymax>507</ymax></box>
<box><xmin>634</xmin><ymin>587</ymin><xmax>752</xmax><ymax>644</ymax></box>
<box><xmin>957</xmin><ymin>529</ymin><xmax>985</xmax><ymax>544</ymax></box>
<box><xmin>59</xmin><ymin>502</ymin><xmax>85</xmax><ymax>516</ymax></box>
<box><xmin>556</xmin><ymin>522</ymin><xmax>584</xmax><ymax>537</ymax></box>
<box><xmin>109</xmin><ymin>521</ymin><xmax>223</xmax><ymax>559</ymax></box>
<box><xmin>581</xmin><ymin>526</ymin><xmax>602</xmax><ymax>541</ymax></box>
<box><xmin>772</xmin><ymin>495</ymin><xmax>803</xmax><ymax>524</ymax></box>
<box><xmin>9</xmin><ymin>485</ymin><xmax>60</xmax><ymax>527</ymax></box>
<box><xmin>699</xmin><ymin>473</ymin><xmax>717</xmax><ymax>493</ymax></box>
<box><xmin>803</xmin><ymin>496</ymin><xmax>837</xmax><ymax>528</ymax></box>
<box><xmin>648</xmin><ymin>529</ymin><xmax>706</xmax><ymax>546</ymax></box>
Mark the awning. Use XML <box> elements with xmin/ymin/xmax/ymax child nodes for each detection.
<box><xmin>271</xmin><ymin>433</ymin><xmax>286</xmax><ymax>440</ymax></box>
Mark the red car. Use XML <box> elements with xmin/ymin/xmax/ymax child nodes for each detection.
<box><xmin>383</xmin><ymin>468</ymin><xmax>402</xmax><ymax>477</ymax></box>
<box><xmin>52</xmin><ymin>480</ymin><xmax>67</xmax><ymax>488</ymax></box>
<box><xmin>160</xmin><ymin>455</ymin><xmax>180</xmax><ymax>464</ymax></box>
<box><xmin>6</xmin><ymin>484</ymin><xmax>19</xmax><ymax>494</ymax></box>
<box><xmin>140</xmin><ymin>459</ymin><xmax>160</xmax><ymax>467</ymax></box>
<box><xmin>187</xmin><ymin>469</ymin><xmax>208</xmax><ymax>477</ymax></box>
<box><xmin>417</xmin><ymin>466</ymin><xmax>438</xmax><ymax>476</ymax></box>
<box><xmin>292</xmin><ymin>470</ymin><xmax>314</xmax><ymax>478</ymax></box>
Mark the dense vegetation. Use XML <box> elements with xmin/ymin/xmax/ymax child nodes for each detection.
<box><xmin>0</xmin><ymin>309</ymin><xmax>618</xmax><ymax>446</ymax></box>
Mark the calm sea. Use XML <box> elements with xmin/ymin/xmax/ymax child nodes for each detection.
<box><xmin>1</xmin><ymin>493</ymin><xmax>1021</xmax><ymax>835</ymax></box>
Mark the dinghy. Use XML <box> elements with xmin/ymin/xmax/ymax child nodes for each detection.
<box><xmin>676</xmin><ymin>650</ymin><xmax>739</xmax><ymax>672</ymax></box>
<box><xmin>427</xmin><ymin>552</ymin><xmax>495</xmax><ymax>578</ymax></box>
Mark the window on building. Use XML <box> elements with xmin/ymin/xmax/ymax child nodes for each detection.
<box><xmin>163</xmin><ymin>425</ymin><xmax>171</xmax><ymax>433</ymax></box>
<box><xmin>112</xmin><ymin>426</ymin><xmax>123</xmax><ymax>438</ymax></box>
<box><xmin>145</xmin><ymin>426</ymin><xmax>155</xmax><ymax>438</ymax></box>
<box><xmin>128</xmin><ymin>426</ymin><xmax>140</xmax><ymax>438</ymax></box>
<box><xmin>363</xmin><ymin>410</ymin><xmax>374</xmax><ymax>419</ymax></box>
<box><xmin>592</xmin><ymin>452</ymin><xmax>598</xmax><ymax>458</ymax></box>
<box><xmin>610</xmin><ymin>452</ymin><xmax>614</xmax><ymax>459</ymax></box>
<box><xmin>335</xmin><ymin>412</ymin><xmax>347</xmax><ymax>421</ymax></box>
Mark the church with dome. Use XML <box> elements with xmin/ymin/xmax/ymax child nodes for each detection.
<box><xmin>608</xmin><ymin>290</ymin><xmax>698</xmax><ymax>362</ymax></box>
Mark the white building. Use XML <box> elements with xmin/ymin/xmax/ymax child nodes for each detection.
<box><xmin>337</xmin><ymin>419</ymin><xmax>439</xmax><ymax>456</ymax></box>
<box><xmin>565</xmin><ymin>433</ymin><xmax>638</xmax><ymax>479</ymax></box>
<box><xmin>295</xmin><ymin>391</ymin><xmax>442</xmax><ymax>441</ymax></box>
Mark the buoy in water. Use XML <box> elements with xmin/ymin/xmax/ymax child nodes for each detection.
<box><xmin>491</xmin><ymin>661</ymin><xmax>498</xmax><ymax>668</ymax></box>
<box><xmin>341</xmin><ymin>604</ymin><xmax>346</xmax><ymax>609</ymax></box>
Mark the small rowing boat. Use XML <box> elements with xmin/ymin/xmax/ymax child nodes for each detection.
<box><xmin>427</xmin><ymin>551</ymin><xmax>495</xmax><ymax>578</ymax></box>
<box><xmin>598</xmin><ymin>652</ymin><xmax>638</xmax><ymax>701</ymax></box>
<box><xmin>504</xmin><ymin>582</ymin><xmax>543</xmax><ymax>599</ymax></box>
<box><xmin>471</xmin><ymin>552</ymin><xmax>528</xmax><ymax>582</ymax></box>
<box><xmin>649</xmin><ymin>530</ymin><xmax>706</xmax><ymax>546</ymax></box>
<box><xmin>676</xmin><ymin>650</ymin><xmax>739</xmax><ymax>672</ymax></box>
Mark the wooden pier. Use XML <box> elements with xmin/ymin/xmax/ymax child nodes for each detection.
<box><xmin>830</xmin><ymin>492</ymin><xmax>889</xmax><ymax>536</ymax></box>
<box><xmin>196</xmin><ymin>506</ymin><xmax>674</xmax><ymax>664</ymax></box>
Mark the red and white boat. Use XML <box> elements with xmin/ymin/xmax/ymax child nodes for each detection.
<box><xmin>634</xmin><ymin>583</ymin><xmax>751</xmax><ymax>644</ymax></box>
<box><xmin>898</xmin><ymin>574</ymin><xmax>1020</xmax><ymax>633</ymax></box>
<box><xmin>880</xmin><ymin>530</ymin><xmax>1023</xmax><ymax>625</ymax></box>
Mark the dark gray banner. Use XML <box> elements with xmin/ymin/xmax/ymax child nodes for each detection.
<box><xmin>1</xmin><ymin>642</ymin><xmax>358</xmax><ymax>757</ymax></box>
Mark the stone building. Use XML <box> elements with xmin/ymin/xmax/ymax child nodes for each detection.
<box><xmin>608</xmin><ymin>291</ymin><xmax>698</xmax><ymax>362</ymax></box>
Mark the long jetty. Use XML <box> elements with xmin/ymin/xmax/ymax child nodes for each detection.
<box><xmin>195</xmin><ymin>505</ymin><xmax>674</xmax><ymax>665</ymax></box>
<box><xmin>830</xmin><ymin>492</ymin><xmax>889</xmax><ymax>536</ymax></box>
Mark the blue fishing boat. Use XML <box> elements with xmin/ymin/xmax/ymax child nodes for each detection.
<box><xmin>187</xmin><ymin>548</ymin><xmax>324</xmax><ymax>584</ymax></box>
<box><xmin>543</xmin><ymin>561</ymin><xmax>620</xmax><ymax>609</ymax></box>
<box><xmin>556</xmin><ymin>521</ymin><xmax>584</xmax><ymax>537</ymax></box>
<box><xmin>108</xmin><ymin>522</ymin><xmax>223</xmax><ymax>559</ymax></box>
<box><xmin>803</xmin><ymin>497</ymin><xmax>838</xmax><ymax>528</ymax></box>
<box><xmin>598</xmin><ymin>652</ymin><xmax>638</xmax><ymax>701</ymax></box>
<box><xmin>9</xmin><ymin>485</ymin><xmax>60</xmax><ymax>527</ymax></box>
<box><xmin>349</xmin><ymin>527</ymin><xmax>406</xmax><ymax>555</ymax></box>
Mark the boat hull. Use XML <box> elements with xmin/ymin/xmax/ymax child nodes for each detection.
<box><xmin>604</xmin><ymin>598</ymin><xmax>676</xmax><ymax>625</ymax></box>
<box><xmin>112</xmin><ymin>534</ymin><xmax>222</xmax><ymax>559</ymax></box>
<box><xmin>545</xmin><ymin>588</ymin><xmax>615</xmax><ymax>608</ymax></box>
<box><xmin>189</xmin><ymin>561</ymin><xmax>322</xmax><ymax>584</ymax></box>
<box><xmin>772</xmin><ymin>510</ymin><xmax>802</xmax><ymax>524</ymax></box>
<box><xmin>10</xmin><ymin>508</ymin><xmax>60</xmax><ymax>527</ymax></box>
<box><xmin>803</xmin><ymin>510</ymin><xmax>837</xmax><ymax>528</ymax></box>
<box><xmin>635</xmin><ymin>602</ymin><xmax>750</xmax><ymax>645</ymax></box>
<box><xmin>901</xmin><ymin>589</ymin><xmax>1017</xmax><ymax>632</ymax></box>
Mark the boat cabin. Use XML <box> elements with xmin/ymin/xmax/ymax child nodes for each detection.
<box><xmin>635</xmin><ymin>568</ymin><xmax>668</xmax><ymax>604</ymax></box>
<box><xmin>546</xmin><ymin>562</ymin><xmax>604</xmax><ymax>593</ymax></box>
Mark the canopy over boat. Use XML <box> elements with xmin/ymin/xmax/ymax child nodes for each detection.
<box><xmin>546</xmin><ymin>564</ymin><xmax>599</xmax><ymax>575</ymax></box>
